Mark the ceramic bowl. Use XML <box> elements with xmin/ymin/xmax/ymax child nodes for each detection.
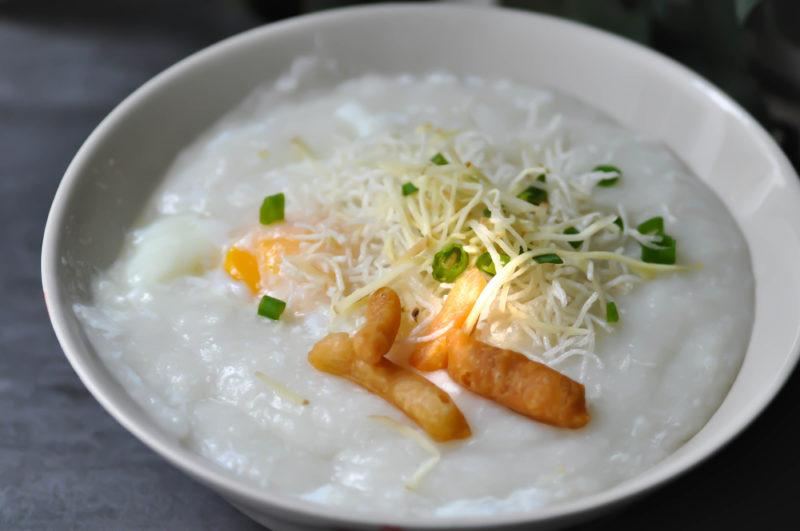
<box><xmin>42</xmin><ymin>4</ymin><xmax>800</xmax><ymax>530</ymax></box>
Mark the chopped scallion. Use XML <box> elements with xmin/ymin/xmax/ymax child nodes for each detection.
<box><xmin>641</xmin><ymin>234</ymin><xmax>677</xmax><ymax>264</ymax></box>
<box><xmin>606</xmin><ymin>301</ymin><xmax>619</xmax><ymax>323</ymax></box>
<box><xmin>637</xmin><ymin>216</ymin><xmax>676</xmax><ymax>264</ymax></box>
<box><xmin>517</xmin><ymin>185</ymin><xmax>548</xmax><ymax>206</ymax></box>
<box><xmin>637</xmin><ymin>216</ymin><xmax>664</xmax><ymax>236</ymax></box>
<box><xmin>259</xmin><ymin>193</ymin><xmax>285</xmax><ymax>225</ymax></box>
<box><xmin>432</xmin><ymin>243</ymin><xmax>469</xmax><ymax>282</ymax></box>
<box><xmin>533</xmin><ymin>253</ymin><xmax>563</xmax><ymax>265</ymax></box>
<box><xmin>482</xmin><ymin>208</ymin><xmax>492</xmax><ymax>217</ymax></box>
<box><xmin>258</xmin><ymin>295</ymin><xmax>286</xmax><ymax>320</ymax></box>
<box><xmin>401</xmin><ymin>182</ymin><xmax>419</xmax><ymax>196</ymax></box>
<box><xmin>614</xmin><ymin>217</ymin><xmax>624</xmax><ymax>231</ymax></box>
<box><xmin>430</xmin><ymin>152</ymin><xmax>448</xmax><ymax>166</ymax></box>
<box><xmin>475</xmin><ymin>252</ymin><xmax>510</xmax><ymax>276</ymax></box>
<box><xmin>594</xmin><ymin>164</ymin><xmax>622</xmax><ymax>187</ymax></box>
<box><xmin>537</xmin><ymin>173</ymin><xmax>547</xmax><ymax>183</ymax></box>
<box><xmin>563</xmin><ymin>227</ymin><xmax>582</xmax><ymax>249</ymax></box>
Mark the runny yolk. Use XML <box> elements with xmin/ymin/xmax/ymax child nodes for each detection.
<box><xmin>257</xmin><ymin>238</ymin><xmax>300</xmax><ymax>274</ymax></box>
<box><xmin>224</xmin><ymin>247</ymin><xmax>260</xmax><ymax>293</ymax></box>
<box><xmin>224</xmin><ymin>237</ymin><xmax>301</xmax><ymax>293</ymax></box>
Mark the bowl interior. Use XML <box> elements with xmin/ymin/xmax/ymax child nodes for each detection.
<box><xmin>43</xmin><ymin>4</ymin><xmax>800</xmax><ymax>529</ymax></box>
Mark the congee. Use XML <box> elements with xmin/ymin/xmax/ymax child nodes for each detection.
<box><xmin>75</xmin><ymin>65</ymin><xmax>754</xmax><ymax>517</ymax></box>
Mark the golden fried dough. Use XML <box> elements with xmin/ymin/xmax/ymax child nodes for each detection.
<box><xmin>309</xmin><ymin>332</ymin><xmax>471</xmax><ymax>442</ymax></box>
<box><xmin>352</xmin><ymin>287</ymin><xmax>402</xmax><ymax>364</ymax></box>
<box><xmin>410</xmin><ymin>268</ymin><xmax>487</xmax><ymax>372</ymax></box>
<box><xmin>446</xmin><ymin>329</ymin><xmax>589</xmax><ymax>429</ymax></box>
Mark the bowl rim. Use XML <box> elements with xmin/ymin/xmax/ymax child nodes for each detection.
<box><xmin>41</xmin><ymin>2</ymin><xmax>800</xmax><ymax>529</ymax></box>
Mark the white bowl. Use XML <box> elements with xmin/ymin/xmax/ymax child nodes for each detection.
<box><xmin>41</xmin><ymin>4</ymin><xmax>800</xmax><ymax>530</ymax></box>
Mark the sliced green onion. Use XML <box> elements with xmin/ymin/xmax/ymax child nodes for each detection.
<box><xmin>475</xmin><ymin>252</ymin><xmax>510</xmax><ymax>276</ymax></box>
<box><xmin>606</xmin><ymin>301</ymin><xmax>619</xmax><ymax>323</ymax></box>
<box><xmin>533</xmin><ymin>253</ymin><xmax>563</xmax><ymax>265</ymax></box>
<box><xmin>482</xmin><ymin>208</ymin><xmax>492</xmax><ymax>217</ymax></box>
<box><xmin>614</xmin><ymin>217</ymin><xmax>624</xmax><ymax>231</ymax></box>
<box><xmin>517</xmin><ymin>185</ymin><xmax>548</xmax><ymax>206</ymax></box>
<box><xmin>537</xmin><ymin>173</ymin><xmax>547</xmax><ymax>183</ymax></box>
<box><xmin>641</xmin><ymin>234</ymin><xmax>676</xmax><ymax>265</ymax></box>
<box><xmin>401</xmin><ymin>182</ymin><xmax>419</xmax><ymax>196</ymax></box>
<box><xmin>637</xmin><ymin>216</ymin><xmax>676</xmax><ymax>264</ymax></box>
<box><xmin>637</xmin><ymin>216</ymin><xmax>664</xmax><ymax>236</ymax></box>
<box><xmin>259</xmin><ymin>193</ymin><xmax>285</xmax><ymax>225</ymax></box>
<box><xmin>430</xmin><ymin>152</ymin><xmax>448</xmax><ymax>166</ymax></box>
<box><xmin>432</xmin><ymin>243</ymin><xmax>469</xmax><ymax>282</ymax></box>
<box><xmin>563</xmin><ymin>227</ymin><xmax>582</xmax><ymax>249</ymax></box>
<box><xmin>594</xmin><ymin>164</ymin><xmax>622</xmax><ymax>187</ymax></box>
<box><xmin>258</xmin><ymin>295</ymin><xmax>286</xmax><ymax>320</ymax></box>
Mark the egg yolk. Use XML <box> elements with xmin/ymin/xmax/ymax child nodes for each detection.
<box><xmin>224</xmin><ymin>247</ymin><xmax>260</xmax><ymax>293</ymax></box>
<box><xmin>224</xmin><ymin>237</ymin><xmax>301</xmax><ymax>293</ymax></box>
<box><xmin>257</xmin><ymin>237</ymin><xmax>300</xmax><ymax>275</ymax></box>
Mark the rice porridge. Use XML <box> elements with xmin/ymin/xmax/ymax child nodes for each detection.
<box><xmin>75</xmin><ymin>65</ymin><xmax>754</xmax><ymax>517</ymax></box>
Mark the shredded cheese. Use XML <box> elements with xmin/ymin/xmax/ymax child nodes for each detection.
<box><xmin>405</xmin><ymin>321</ymin><xmax>454</xmax><ymax>344</ymax></box>
<box><xmin>290</xmin><ymin>136</ymin><xmax>316</xmax><ymax>160</ymax></box>
<box><xmin>256</xmin><ymin>119</ymin><xmax>691</xmax><ymax>368</ymax></box>
<box><xmin>333</xmin><ymin>260</ymin><xmax>420</xmax><ymax>314</ymax></box>
<box><xmin>369</xmin><ymin>415</ymin><xmax>441</xmax><ymax>490</ymax></box>
<box><xmin>254</xmin><ymin>371</ymin><xmax>309</xmax><ymax>406</ymax></box>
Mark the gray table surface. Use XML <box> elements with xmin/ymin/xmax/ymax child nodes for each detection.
<box><xmin>2</xmin><ymin>1</ymin><xmax>799</xmax><ymax>530</ymax></box>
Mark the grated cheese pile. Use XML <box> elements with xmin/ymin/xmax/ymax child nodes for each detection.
<box><xmin>272</xmin><ymin>123</ymin><xmax>686</xmax><ymax>374</ymax></box>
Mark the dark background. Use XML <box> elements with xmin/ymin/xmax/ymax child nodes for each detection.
<box><xmin>1</xmin><ymin>0</ymin><xmax>798</xmax><ymax>529</ymax></box>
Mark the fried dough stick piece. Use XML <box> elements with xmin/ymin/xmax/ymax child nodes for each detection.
<box><xmin>352</xmin><ymin>287</ymin><xmax>402</xmax><ymax>364</ymax></box>
<box><xmin>309</xmin><ymin>333</ymin><xmax>472</xmax><ymax>442</ymax></box>
<box><xmin>410</xmin><ymin>268</ymin><xmax>487</xmax><ymax>372</ymax></box>
<box><xmin>447</xmin><ymin>329</ymin><xmax>590</xmax><ymax>429</ymax></box>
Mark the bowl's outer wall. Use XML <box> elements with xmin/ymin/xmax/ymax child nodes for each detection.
<box><xmin>43</xmin><ymin>4</ymin><xmax>800</xmax><ymax>530</ymax></box>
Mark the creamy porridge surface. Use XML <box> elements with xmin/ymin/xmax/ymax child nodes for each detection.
<box><xmin>76</xmin><ymin>65</ymin><xmax>754</xmax><ymax>517</ymax></box>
